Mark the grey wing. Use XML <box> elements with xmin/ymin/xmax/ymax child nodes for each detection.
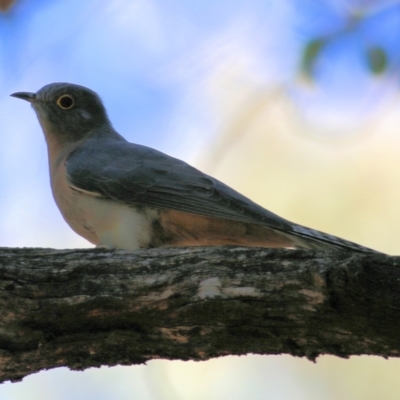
<box><xmin>66</xmin><ymin>138</ymin><xmax>293</xmax><ymax>231</ymax></box>
<box><xmin>66</xmin><ymin>138</ymin><xmax>379</xmax><ymax>254</ymax></box>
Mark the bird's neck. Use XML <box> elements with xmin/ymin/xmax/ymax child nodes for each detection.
<box><xmin>46</xmin><ymin>138</ymin><xmax>82</xmax><ymax>177</ymax></box>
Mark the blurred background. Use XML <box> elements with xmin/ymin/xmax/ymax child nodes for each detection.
<box><xmin>1</xmin><ymin>0</ymin><xmax>400</xmax><ymax>398</ymax></box>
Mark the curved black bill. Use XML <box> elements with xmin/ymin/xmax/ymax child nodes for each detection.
<box><xmin>10</xmin><ymin>92</ymin><xmax>37</xmax><ymax>103</ymax></box>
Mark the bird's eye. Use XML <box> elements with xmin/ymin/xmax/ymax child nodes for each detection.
<box><xmin>56</xmin><ymin>95</ymin><xmax>74</xmax><ymax>109</ymax></box>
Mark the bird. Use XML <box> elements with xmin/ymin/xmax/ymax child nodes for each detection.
<box><xmin>11</xmin><ymin>83</ymin><xmax>378</xmax><ymax>253</ymax></box>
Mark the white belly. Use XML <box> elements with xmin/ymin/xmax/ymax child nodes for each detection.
<box><xmin>49</xmin><ymin>148</ymin><xmax>158</xmax><ymax>250</ymax></box>
<box><xmin>81</xmin><ymin>194</ymin><xmax>157</xmax><ymax>250</ymax></box>
<box><xmin>56</xmin><ymin>187</ymin><xmax>158</xmax><ymax>250</ymax></box>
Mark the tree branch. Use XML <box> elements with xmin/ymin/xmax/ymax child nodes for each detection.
<box><xmin>0</xmin><ymin>246</ymin><xmax>398</xmax><ymax>383</ymax></box>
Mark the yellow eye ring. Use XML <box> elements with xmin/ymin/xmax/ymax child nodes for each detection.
<box><xmin>57</xmin><ymin>95</ymin><xmax>74</xmax><ymax>109</ymax></box>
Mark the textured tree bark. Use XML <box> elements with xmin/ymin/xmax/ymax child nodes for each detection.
<box><xmin>0</xmin><ymin>246</ymin><xmax>398</xmax><ymax>383</ymax></box>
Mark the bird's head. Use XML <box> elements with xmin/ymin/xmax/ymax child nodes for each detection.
<box><xmin>11</xmin><ymin>82</ymin><xmax>113</xmax><ymax>145</ymax></box>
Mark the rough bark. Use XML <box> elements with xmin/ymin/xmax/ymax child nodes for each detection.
<box><xmin>0</xmin><ymin>246</ymin><xmax>398</xmax><ymax>383</ymax></box>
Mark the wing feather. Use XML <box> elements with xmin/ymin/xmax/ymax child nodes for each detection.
<box><xmin>66</xmin><ymin>138</ymin><xmax>379</xmax><ymax>253</ymax></box>
<box><xmin>66</xmin><ymin>138</ymin><xmax>292</xmax><ymax>231</ymax></box>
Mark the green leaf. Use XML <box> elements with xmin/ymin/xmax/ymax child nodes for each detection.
<box><xmin>366</xmin><ymin>46</ymin><xmax>387</xmax><ymax>75</ymax></box>
<box><xmin>300</xmin><ymin>39</ymin><xmax>326</xmax><ymax>81</ymax></box>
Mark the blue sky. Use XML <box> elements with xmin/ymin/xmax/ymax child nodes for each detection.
<box><xmin>1</xmin><ymin>0</ymin><xmax>400</xmax><ymax>399</ymax></box>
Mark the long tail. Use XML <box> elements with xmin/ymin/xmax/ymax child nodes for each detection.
<box><xmin>287</xmin><ymin>224</ymin><xmax>381</xmax><ymax>253</ymax></box>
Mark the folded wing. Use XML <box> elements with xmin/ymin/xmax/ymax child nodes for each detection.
<box><xmin>66</xmin><ymin>138</ymin><xmax>379</xmax><ymax>253</ymax></box>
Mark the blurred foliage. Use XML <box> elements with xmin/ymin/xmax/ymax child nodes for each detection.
<box><xmin>301</xmin><ymin>38</ymin><xmax>327</xmax><ymax>81</ymax></box>
<box><xmin>0</xmin><ymin>0</ymin><xmax>14</xmax><ymax>12</ymax></box>
<box><xmin>301</xmin><ymin>39</ymin><xmax>389</xmax><ymax>80</ymax></box>
<box><xmin>366</xmin><ymin>46</ymin><xmax>387</xmax><ymax>75</ymax></box>
<box><xmin>300</xmin><ymin>3</ymin><xmax>396</xmax><ymax>82</ymax></box>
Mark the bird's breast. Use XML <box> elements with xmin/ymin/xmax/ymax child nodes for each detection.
<box><xmin>50</xmin><ymin>162</ymin><xmax>157</xmax><ymax>250</ymax></box>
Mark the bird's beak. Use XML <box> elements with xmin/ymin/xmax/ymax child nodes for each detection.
<box><xmin>10</xmin><ymin>92</ymin><xmax>37</xmax><ymax>103</ymax></box>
